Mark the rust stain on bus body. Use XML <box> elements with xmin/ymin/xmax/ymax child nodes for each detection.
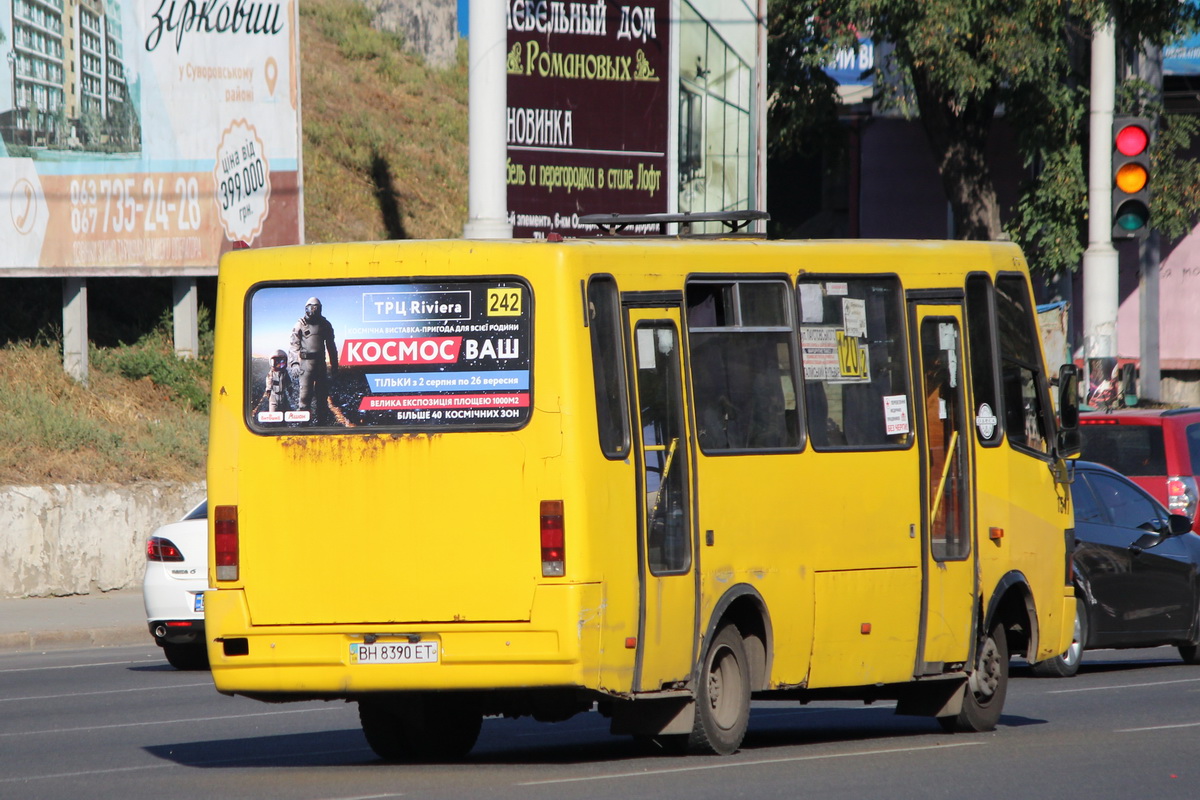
<box><xmin>276</xmin><ymin>432</ymin><xmax>443</xmax><ymax>463</ymax></box>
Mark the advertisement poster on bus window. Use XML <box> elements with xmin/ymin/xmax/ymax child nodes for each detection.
<box><xmin>246</xmin><ymin>281</ymin><xmax>532</xmax><ymax>432</ymax></box>
<box><xmin>506</xmin><ymin>0</ymin><xmax>669</xmax><ymax>238</ymax></box>
<box><xmin>0</xmin><ymin>0</ymin><xmax>302</xmax><ymax>273</ymax></box>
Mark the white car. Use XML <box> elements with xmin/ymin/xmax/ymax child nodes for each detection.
<box><xmin>142</xmin><ymin>500</ymin><xmax>210</xmax><ymax>669</ymax></box>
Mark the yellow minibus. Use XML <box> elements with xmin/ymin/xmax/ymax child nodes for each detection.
<box><xmin>206</xmin><ymin>226</ymin><xmax>1080</xmax><ymax>759</ymax></box>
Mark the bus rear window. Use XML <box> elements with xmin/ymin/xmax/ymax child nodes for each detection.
<box><xmin>245</xmin><ymin>279</ymin><xmax>532</xmax><ymax>433</ymax></box>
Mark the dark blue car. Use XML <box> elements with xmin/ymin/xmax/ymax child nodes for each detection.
<box><xmin>1033</xmin><ymin>461</ymin><xmax>1200</xmax><ymax>677</ymax></box>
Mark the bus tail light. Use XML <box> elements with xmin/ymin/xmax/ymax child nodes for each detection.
<box><xmin>1167</xmin><ymin>476</ymin><xmax>1197</xmax><ymax>519</ymax></box>
<box><xmin>540</xmin><ymin>500</ymin><xmax>565</xmax><ymax>577</ymax></box>
<box><xmin>214</xmin><ymin>505</ymin><xmax>240</xmax><ymax>581</ymax></box>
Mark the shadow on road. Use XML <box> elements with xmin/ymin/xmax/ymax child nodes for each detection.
<box><xmin>143</xmin><ymin>702</ymin><xmax>1047</xmax><ymax>769</ymax></box>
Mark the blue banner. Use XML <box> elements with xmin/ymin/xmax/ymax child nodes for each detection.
<box><xmin>824</xmin><ymin>39</ymin><xmax>874</xmax><ymax>86</ymax></box>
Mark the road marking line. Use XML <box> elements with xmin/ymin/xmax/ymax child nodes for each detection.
<box><xmin>517</xmin><ymin>741</ymin><xmax>982</xmax><ymax>785</ymax></box>
<box><xmin>0</xmin><ymin>682</ymin><xmax>212</xmax><ymax>703</ymax></box>
<box><xmin>0</xmin><ymin>745</ymin><xmax>369</xmax><ymax>784</ymax></box>
<box><xmin>0</xmin><ymin>657</ymin><xmax>161</xmax><ymax>674</ymax></box>
<box><xmin>0</xmin><ymin>705</ymin><xmax>348</xmax><ymax>738</ymax></box>
<box><xmin>1046</xmin><ymin>677</ymin><xmax>1200</xmax><ymax>694</ymax></box>
<box><xmin>1117</xmin><ymin>721</ymin><xmax>1200</xmax><ymax>732</ymax></box>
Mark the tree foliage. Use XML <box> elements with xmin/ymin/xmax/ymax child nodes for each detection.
<box><xmin>769</xmin><ymin>0</ymin><xmax>1200</xmax><ymax>273</ymax></box>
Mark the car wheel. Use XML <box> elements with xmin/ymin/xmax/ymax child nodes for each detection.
<box><xmin>938</xmin><ymin>621</ymin><xmax>1008</xmax><ymax>733</ymax></box>
<box><xmin>1031</xmin><ymin>596</ymin><xmax>1087</xmax><ymax>678</ymax></box>
<box><xmin>1179</xmin><ymin>644</ymin><xmax>1200</xmax><ymax>664</ymax></box>
<box><xmin>162</xmin><ymin>641</ymin><xmax>209</xmax><ymax>671</ymax></box>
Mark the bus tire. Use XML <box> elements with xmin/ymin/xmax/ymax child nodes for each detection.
<box><xmin>688</xmin><ymin>624</ymin><xmax>751</xmax><ymax>755</ymax></box>
<box><xmin>162</xmin><ymin>642</ymin><xmax>209</xmax><ymax>671</ymax></box>
<box><xmin>938</xmin><ymin>622</ymin><xmax>1008</xmax><ymax>733</ymax></box>
<box><xmin>358</xmin><ymin>694</ymin><xmax>482</xmax><ymax>762</ymax></box>
<box><xmin>1031</xmin><ymin>595</ymin><xmax>1086</xmax><ymax>678</ymax></box>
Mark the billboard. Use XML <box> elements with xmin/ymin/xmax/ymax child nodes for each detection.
<box><xmin>0</xmin><ymin>0</ymin><xmax>303</xmax><ymax>274</ymax></box>
<box><xmin>506</xmin><ymin>0</ymin><xmax>670</xmax><ymax>238</ymax></box>
<box><xmin>1163</xmin><ymin>0</ymin><xmax>1200</xmax><ymax>76</ymax></box>
<box><xmin>823</xmin><ymin>37</ymin><xmax>874</xmax><ymax>86</ymax></box>
<box><xmin>1164</xmin><ymin>33</ymin><xmax>1200</xmax><ymax>76</ymax></box>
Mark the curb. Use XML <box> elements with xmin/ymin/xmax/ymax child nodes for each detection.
<box><xmin>0</xmin><ymin>625</ymin><xmax>148</xmax><ymax>653</ymax></box>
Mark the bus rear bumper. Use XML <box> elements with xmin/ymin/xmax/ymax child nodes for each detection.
<box><xmin>206</xmin><ymin>583</ymin><xmax>603</xmax><ymax>696</ymax></box>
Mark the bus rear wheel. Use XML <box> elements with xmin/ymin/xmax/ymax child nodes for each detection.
<box><xmin>938</xmin><ymin>622</ymin><xmax>1008</xmax><ymax>733</ymax></box>
<box><xmin>688</xmin><ymin>624</ymin><xmax>751</xmax><ymax>755</ymax></box>
<box><xmin>358</xmin><ymin>693</ymin><xmax>483</xmax><ymax>762</ymax></box>
<box><xmin>162</xmin><ymin>642</ymin><xmax>209</xmax><ymax>671</ymax></box>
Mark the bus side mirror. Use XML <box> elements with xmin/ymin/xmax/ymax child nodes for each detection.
<box><xmin>1056</xmin><ymin>363</ymin><xmax>1081</xmax><ymax>458</ymax></box>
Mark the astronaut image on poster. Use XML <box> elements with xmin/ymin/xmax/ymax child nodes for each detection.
<box><xmin>247</xmin><ymin>280</ymin><xmax>532</xmax><ymax>432</ymax></box>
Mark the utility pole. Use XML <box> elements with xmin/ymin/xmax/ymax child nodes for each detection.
<box><xmin>463</xmin><ymin>0</ymin><xmax>512</xmax><ymax>239</ymax></box>
<box><xmin>1082</xmin><ymin>18</ymin><xmax>1118</xmax><ymax>404</ymax></box>
<box><xmin>1137</xmin><ymin>46</ymin><xmax>1162</xmax><ymax>402</ymax></box>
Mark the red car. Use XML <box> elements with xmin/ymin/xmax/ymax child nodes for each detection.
<box><xmin>1078</xmin><ymin>408</ymin><xmax>1200</xmax><ymax>531</ymax></box>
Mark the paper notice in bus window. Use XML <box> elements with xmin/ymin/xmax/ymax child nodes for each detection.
<box><xmin>842</xmin><ymin>298</ymin><xmax>866</xmax><ymax>338</ymax></box>
<box><xmin>246</xmin><ymin>279</ymin><xmax>532</xmax><ymax>433</ymax></box>
<box><xmin>800</xmin><ymin>326</ymin><xmax>840</xmax><ymax>381</ymax></box>
<box><xmin>799</xmin><ymin>284</ymin><xmax>824</xmax><ymax>323</ymax></box>
<box><xmin>637</xmin><ymin>328</ymin><xmax>657</xmax><ymax>370</ymax></box>
<box><xmin>884</xmin><ymin>395</ymin><xmax>910</xmax><ymax>435</ymax></box>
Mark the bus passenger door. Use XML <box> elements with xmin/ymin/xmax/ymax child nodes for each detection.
<box><xmin>627</xmin><ymin>310</ymin><xmax>697</xmax><ymax>690</ymax></box>
<box><xmin>912</xmin><ymin>305</ymin><xmax>976</xmax><ymax>671</ymax></box>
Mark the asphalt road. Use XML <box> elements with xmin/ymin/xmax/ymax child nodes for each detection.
<box><xmin>2</xmin><ymin>644</ymin><xmax>1198</xmax><ymax>799</ymax></box>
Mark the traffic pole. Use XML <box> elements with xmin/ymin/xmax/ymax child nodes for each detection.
<box><xmin>463</xmin><ymin>0</ymin><xmax>513</xmax><ymax>239</ymax></box>
<box><xmin>1082</xmin><ymin>17</ymin><xmax>1119</xmax><ymax>407</ymax></box>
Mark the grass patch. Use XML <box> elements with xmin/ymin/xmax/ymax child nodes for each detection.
<box><xmin>0</xmin><ymin>318</ymin><xmax>211</xmax><ymax>485</ymax></box>
<box><xmin>92</xmin><ymin>309</ymin><xmax>213</xmax><ymax>413</ymax></box>
<box><xmin>299</xmin><ymin>0</ymin><xmax>468</xmax><ymax>243</ymax></box>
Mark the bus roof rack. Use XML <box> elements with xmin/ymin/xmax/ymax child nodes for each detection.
<box><xmin>578</xmin><ymin>210</ymin><xmax>769</xmax><ymax>237</ymax></box>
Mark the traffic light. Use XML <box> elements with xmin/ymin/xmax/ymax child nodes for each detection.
<box><xmin>1112</xmin><ymin>116</ymin><xmax>1152</xmax><ymax>239</ymax></box>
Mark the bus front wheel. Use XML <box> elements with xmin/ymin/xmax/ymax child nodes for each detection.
<box><xmin>688</xmin><ymin>624</ymin><xmax>751</xmax><ymax>755</ymax></box>
<box><xmin>939</xmin><ymin>622</ymin><xmax>1008</xmax><ymax>733</ymax></box>
<box><xmin>358</xmin><ymin>693</ymin><xmax>482</xmax><ymax>762</ymax></box>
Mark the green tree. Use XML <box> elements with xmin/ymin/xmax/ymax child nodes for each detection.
<box><xmin>769</xmin><ymin>0</ymin><xmax>1200</xmax><ymax>273</ymax></box>
<box><xmin>81</xmin><ymin>107</ymin><xmax>102</xmax><ymax>147</ymax></box>
<box><xmin>52</xmin><ymin>106</ymin><xmax>67</xmax><ymax>147</ymax></box>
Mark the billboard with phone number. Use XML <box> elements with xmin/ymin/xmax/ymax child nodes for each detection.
<box><xmin>0</xmin><ymin>0</ymin><xmax>302</xmax><ymax>273</ymax></box>
<box><xmin>246</xmin><ymin>279</ymin><xmax>533</xmax><ymax>433</ymax></box>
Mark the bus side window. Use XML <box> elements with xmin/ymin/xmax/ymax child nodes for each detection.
<box><xmin>686</xmin><ymin>280</ymin><xmax>800</xmax><ymax>453</ymax></box>
<box><xmin>995</xmin><ymin>275</ymin><xmax>1050</xmax><ymax>456</ymax></box>
<box><xmin>588</xmin><ymin>276</ymin><xmax>631</xmax><ymax>459</ymax></box>
<box><xmin>798</xmin><ymin>277</ymin><xmax>910</xmax><ymax>450</ymax></box>
<box><xmin>965</xmin><ymin>274</ymin><xmax>1003</xmax><ymax>447</ymax></box>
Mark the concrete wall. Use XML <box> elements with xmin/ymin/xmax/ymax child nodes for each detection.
<box><xmin>0</xmin><ymin>482</ymin><xmax>205</xmax><ymax>598</ymax></box>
